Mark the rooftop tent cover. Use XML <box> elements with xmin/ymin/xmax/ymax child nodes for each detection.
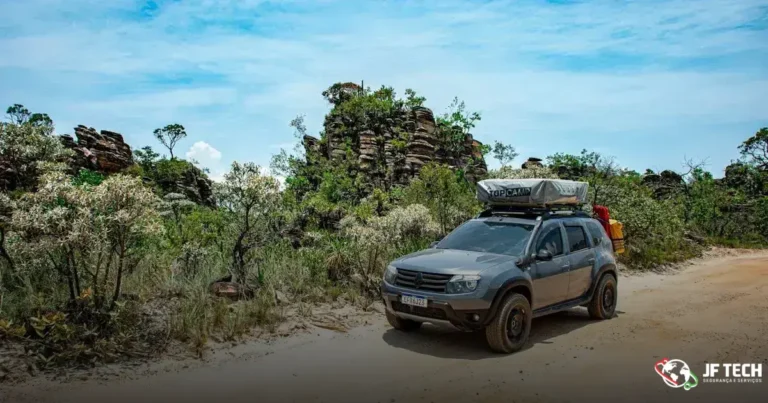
<box><xmin>476</xmin><ymin>178</ymin><xmax>589</xmax><ymax>206</ymax></box>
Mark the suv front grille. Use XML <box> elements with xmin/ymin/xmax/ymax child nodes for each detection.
<box><xmin>395</xmin><ymin>269</ymin><xmax>453</xmax><ymax>293</ymax></box>
<box><xmin>391</xmin><ymin>301</ymin><xmax>448</xmax><ymax>320</ymax></box>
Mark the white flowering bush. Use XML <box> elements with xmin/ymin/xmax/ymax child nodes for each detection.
<box><xmin>11</xmin><ymin>173</ymin><xmax>162</xmax><ymax>309</ymax></box>
<box><xmin>341</xmin><ymin>204</ymin><xmax>439</xmax><ymax>295</ymax></box>
<box><xmin>0</xmin><ymin>121</ymin><xmax>72</xmax><ymax>190</ymax></box>
<box><xmin>486</xmin><ymin>165</ymin><xmax>560</xmax><ymax>180</ymax></box>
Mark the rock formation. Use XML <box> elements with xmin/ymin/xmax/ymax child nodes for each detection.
<box><xmin>155</xmin><ymin>163</ymin><xmax>216</xmax><ymax>208</ymax></box>
<box><xmin>303</xmin><ymin>105</ymin><xmax>487</xmax><ymax>187</ymax></box>
<box><xmin>59</xmin><ymin>125</ymin><xmax>215</xmax><ymax>207</ymax></box>
<box><xmin>59</xmin><ymin>125</ymin><xmax>134</xmax><ymax>174</ymax></box>
<box><xmin>642</xmin><ymin>170</ymin><xmax>684</xmax><ymax>199</ymax></box>
<box><xmin>522</xmin><ymin>157</ymin><xmax>543</xmax><ymax>169</ymax></box>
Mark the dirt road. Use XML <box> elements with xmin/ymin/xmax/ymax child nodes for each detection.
<box><xmin>3</xmin><ymin>252</ymin><xmax>767</xmax><ymax>403</ymax></box>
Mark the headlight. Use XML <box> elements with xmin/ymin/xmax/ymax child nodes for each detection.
<box><xmin>446</xmin><ymin>275</ymin><xmax>481</xmax><ymax>294</ymax></box>
<box><xmin>384</xmin><ymin>265</ymin><xmax>398</xmax><ymax>284</ymax></box>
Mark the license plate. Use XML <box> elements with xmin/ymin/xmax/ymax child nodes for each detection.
<box><xmin>401</xmin><ymin>294</ymin><xmax>428</xmax><ymax>308</ymax></box>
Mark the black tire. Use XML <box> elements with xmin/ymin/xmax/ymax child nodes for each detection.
<box><xmin>386</xmin><ymin>310</ymin><xmax>422</xmax><ymax>331</ymax></box>
<box><xmin>588</xmin><ymin>273</ymin><xmax>617</xmax><ymax>320</ymax></box>
<box><xmin>485</xmin><ymin>293</ymin><xmax>532</xmax><ymax>354</ymax></box>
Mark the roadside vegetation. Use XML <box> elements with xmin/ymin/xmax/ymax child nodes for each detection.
<box><xmin>0</xmin><ymin>86</ymin><xmax>766</xmax><ymax>372</ymax></box>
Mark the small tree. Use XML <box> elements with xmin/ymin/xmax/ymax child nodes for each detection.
<box><xmin>739</xmin><ymin>127</ymin><xmax>768</xmax><ymax>169</ymax></box>
<box><xmin>403</xmin><ymin>163</ymin><xmax>480</xmax><ymax>234</ymax></box>
<box><xmin>404</xmin><ymin>89</ymin><xmax>426</xmax><ymax>109</ymax></box>
<box><xmin>92</xmin><ymin>175</ymin><xmax>163</xmax><ymax>309</ymax></box>
<box><xmin>153</xmin><ymin>124</ymin><xmax>187</xmax><ymax>159</ymax></box>
<box><xmin>6</xmin><ymin>104</ymin><xmax>30</xmax><ymax>124</ymax></box>
<box><xmin>492</xmin><ymin>141</ymin><xmax>518</xmax><ymax>167</ymax></box>
<box><xmin>436</xmin><ymin>97</ymin><xmax>482</xmax><ymax>158</ymax></box>
<box><xmin>216</xmin><ymin>162</ymin><xmax>282</xmax><ymax>285</ymax></box>
<box><xmin>133</xmin><ymin>146</ymin><xmax>160</xmax><ymax>173</ymax></box>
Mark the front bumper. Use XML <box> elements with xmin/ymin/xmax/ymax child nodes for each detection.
<box><xmin>381</xmin><ymin>282</ymin><xmax>493</xmax><ymax>330</ymax></box>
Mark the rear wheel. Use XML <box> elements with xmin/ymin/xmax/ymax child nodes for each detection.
<box><xmin>588</xmin><ymin>273</ymin><xmax>617</xmax><ymax>320</ymax></box>
<box><xmin>386</xmin><ymin>310</ymin><xmax>422</xmax><ymax>331</ymax></box>
<box><xmin>485</xmin><ymin>293</ymin><xmax>532</xmax><ymax>354</ymax></box>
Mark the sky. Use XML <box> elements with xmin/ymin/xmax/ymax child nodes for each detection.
<box><xmin>1</xmin><ymin>0</ymin><xmax>767</xmax><ymax>181</ymax></box>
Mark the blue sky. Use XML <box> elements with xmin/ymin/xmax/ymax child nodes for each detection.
<box><xmin>1</xmin><ymin>0</ymin><xmax>767</xmax><ymax>181</ymax></box>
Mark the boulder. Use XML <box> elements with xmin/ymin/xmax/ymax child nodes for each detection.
<box><xmin>61</xmin><ymin>126</ymin><xmax>133</xmax><ymax>174</ymax></box>
<box><xmin>522</xmin><ymin>157</ymin><xmax>543</xmax><ymax>169</ymax></box>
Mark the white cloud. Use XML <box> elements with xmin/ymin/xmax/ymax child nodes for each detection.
<box><xmin>187</xmin><ymin>141</ymin><xmax>222</xmax><ymax>164</ymax></box>
<box><xmin>186</xmin><ymin>141</ymin><xmax>226</xmax><ymax>182</ymax></box>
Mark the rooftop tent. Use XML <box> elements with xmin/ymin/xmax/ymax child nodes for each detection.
<box><xmin>476</xmin><ymin>178</ymin><xmax>589</xmax><ymax>206</ymax></box>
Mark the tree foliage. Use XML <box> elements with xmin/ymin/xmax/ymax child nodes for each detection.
<box><xmin>216</xmin><ymin>162</ymin><xmax>283</xmax><ymax>285</ymax></box>
<box><xmin>491</xmin><ymin>141</ymin><xmax>518</xmax><ymax>167</ymax></box>
<box><xmin>402</xmin><ymin>163</ymin><xmax>481</xmax><ymax>234</ymax></box>
<box><xmin>436</xmin><ymin>97</ymin><xmax>482</xmax><ymax>157</ymax></box>
<box><xmin>10</xmin><ymin>173</ymin><xmax>162</xmax><ymax>308</ymax></box>
<box><xmin>739</xmin><ymin>127</ymin><xmax>768</xmax><ymax>169</ymax></box>
<box><xmin>0</xmin><ymin>110</ymin><xmax>71</xmax><ymax>191</ymax></box>
<box><xmin>153</xmin><ymin>124</ymin><xmax>187</xmax><ymax>159</ymax></box>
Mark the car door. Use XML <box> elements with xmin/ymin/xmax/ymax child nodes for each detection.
<box><xmin>530</xmin><ymin>221</ymin><xmax>570</xmax><ymax>309</ymax></box>
<box><xmin>564</xmin><ymin>221</ymin><xmax>596</xmax><ymax>300</ymax></box>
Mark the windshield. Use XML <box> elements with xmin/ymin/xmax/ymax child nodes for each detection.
<box><xmin>436</xmin><ymin>220</ymin><xmax>535</xmax><ymax>256</ymax></box>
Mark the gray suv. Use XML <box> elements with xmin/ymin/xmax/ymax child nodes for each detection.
<box><xmin>380</xmin><ymin>207</ymin><xmax>618</xmax><ymax>354</ymax></box>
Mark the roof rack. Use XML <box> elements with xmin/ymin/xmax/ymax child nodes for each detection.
<box><xmin>476</xmin><ymin>204</ymin><xmax>591</xmax><ymax>220</ymax></box>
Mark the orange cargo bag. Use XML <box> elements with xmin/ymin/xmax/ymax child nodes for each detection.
<box><xmin>609</xmin><ymin>219</ymin><xmax>625</xmax><ymax>255</ymax></box>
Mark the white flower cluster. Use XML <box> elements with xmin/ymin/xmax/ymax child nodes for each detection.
<box><xmin>486</xmin><ymin>165</ymin><xmax>560</xmax><ymax>180</ymax></box>
<box><xmin>345</xmin><ymin>204</ymin><xmax>439</xmax><ymax>248</ymax></box>
<box><xmin>11</xmin><ymin>173</ymin><xmax>164</xmax><ymax>259</ymax></box>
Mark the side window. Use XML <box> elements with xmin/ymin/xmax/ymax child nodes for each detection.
<box><xmin>586</xmin><ymin>221</ymin><xmax>606</xmax><ymax>247</ymax></box>
<box><xmin>565</xmin><ymin>225</ymin><xmax>589</xmax><ymax>252</ymax></box>
<box><xmin>535</xmin><ymin>224</ymin><xmax>564</xmax><ymax>256</ymax></box>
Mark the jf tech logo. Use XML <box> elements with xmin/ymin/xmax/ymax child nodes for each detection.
<box><xmin>654</xmin><ymin>358</ymin><xmax>699</xmax><ymax>391</ymax></box>
<box><xmin>655</xmin><ymin>358</ymin><xmax>763</xmax><ymax>390</ymax></box>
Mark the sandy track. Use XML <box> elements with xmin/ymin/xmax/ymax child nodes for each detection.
<box><xmin>3</xmin><ymin>252</ymin><xmax>767</xmax><ymax>403</ymax></box>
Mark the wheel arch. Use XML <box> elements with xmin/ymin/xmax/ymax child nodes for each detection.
<box><xmin>588</xmin><ymin>263</ymin><xmax>617</xmax><ymax>299</ymax></box>
<box><xmin>484</xmin><ymin>279</ymin><xmax>533</xmax><ymax>326</ymax></box>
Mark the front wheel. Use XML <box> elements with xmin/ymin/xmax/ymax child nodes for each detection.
<box><xmin>386</xmin><ymin>310</ymin><xmax>422</xmax><ymax>331</ymax></box>
<box><xmin>588</xmin><ymin>273</ymin><xmax>617</xmax><ymax>320</ymax></box>
<box><xmin>485</xmin><ymin>293</ymin><xmax>532</xmax><ymax>354</ymax></box>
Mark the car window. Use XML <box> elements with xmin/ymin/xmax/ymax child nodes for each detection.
<box><xmin>565</xmin><ymin>225</ymin><xmax>589</xmax><ymax>252</ymax></box>
<box><xmin>535</xmin><ymin>224</ymin><xmax>564</xmax><ymax>256</ymax></box>
<box><xmin>586</xmin><ymin>221</ymin><xmax>606</xmax><ymax>247</ymax></box>
<box><xmin>436</xmin><ymin>220</ymin><xmax>535</xmax><ymax>256</ymax></box>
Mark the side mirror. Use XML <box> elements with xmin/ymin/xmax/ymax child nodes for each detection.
<box><xmin>429</xmin><ymin>241</ymin><xmax>439</xmax><ymax>248</ymax></box>
<box><xmin>536</xmin><ymin>249</ymin><xmax>554</xmax><ymax>261</ymax></box>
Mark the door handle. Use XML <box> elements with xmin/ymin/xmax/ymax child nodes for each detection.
<box><xmin>561</xmin><ymin>265</ymin><xmax>570</xmax><ymax>270</ymax></box>
<box><xmin>587</xmin><ymin>259</ymin><xmax>595</xmax><ymax>264</ymax></box>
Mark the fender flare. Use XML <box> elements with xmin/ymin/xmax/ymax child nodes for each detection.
<box><xmin>484</xmin><ymin>278</ymin><xmax>533</xmax><ymax>325</ymax></box>
<box><xmin>587</xmin><ymin>263</ymin><xmax>618</xmax><ymax>300</ymax></box>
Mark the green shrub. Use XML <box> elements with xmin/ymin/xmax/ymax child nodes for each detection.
<box><xmin>72</xmin><ymin>168</ymin><xmax>105</xmax><ymax>187</ymax></box>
